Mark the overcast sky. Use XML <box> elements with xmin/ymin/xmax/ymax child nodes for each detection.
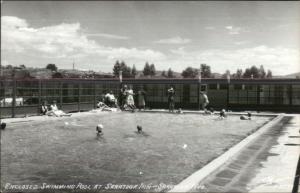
<box><xmin>1</xmin><ymin>1</ymin><xmax>300</xmax><ymax>75</ymax></box>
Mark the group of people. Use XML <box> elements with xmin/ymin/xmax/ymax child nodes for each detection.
<box><xmin>96</xmin><ymin>85</ymin><xmax>147</xmax><ymax>112</ymax></box>
<box><xmin>40</xmin><ymin>100</ymin><xmax>71</xmax><ymax>117</ymax></box>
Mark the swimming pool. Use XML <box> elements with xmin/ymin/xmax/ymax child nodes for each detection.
<box><xmin>1</xmin><ymin>112</ymin><xmax>272</xmax><ymax>192</ymax></box>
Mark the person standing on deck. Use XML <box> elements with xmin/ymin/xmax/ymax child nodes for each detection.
<box><xmin>119</xmin><ymin>85</ymin><xmax>128</xmax><ymax>110</ymax></box>
<box><xmin>167</xmin><ymin>86</ymin><xmax>175</xmax><ymax>112</ymax></box>
<box><xmin>200</xmin><ymin>92</ymin><xmax>209</xmax><ymax>110</ymax></box>
<box><xmin>137</xmin><ymin>87</ymin><xmax>146</xmax><ymax>111</ymax></box>
<box><xmin>126</xmin><ymin>85</ymin><xmax>136</xmax><ymax>110</ymax></box>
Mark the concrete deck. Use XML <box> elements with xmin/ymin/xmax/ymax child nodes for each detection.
<box><xmin>193</xmin><ymin>114</ymin><xmax>300</xmax><ymax>193</ymax></box>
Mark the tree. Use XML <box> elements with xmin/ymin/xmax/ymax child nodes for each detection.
<box><xmin>52</xmin><ymin>72</ymin><xmax>63</xmax><ymax>78</ymax></box>
<box><xmin>143</xmin><ymin>62</ymin><xmax>151</xmax><ymax>76</ymax></box>
<box><xmin>233</xmin><ymin>69</ymin><xmax>243</xmax><ymax>79</ymax></box>
<box><xmin>131</xmin><ymin>64</ymin><xmax>137</xmax><ymax>77</ymax></box>
<box><xmin>200</xmin><ymin>64</ymin><xmax>212</xmax><ymax>78</ymax></box>
<box><xmin>182</xmin><ymin>67</ymin><xmax>198</xmax><ymax>78</ymax></box>
<box><xmin>161</xmin><ymin>70</ymin><xmax>166</xmax><ymax>77</ymax></box>
<box><xmin>113</xmin><ymin>60</ymin><xmax>132</xmax><ymax>78</ymax></box>
<box><xmin>167</xmin><ymin>68</ymin><xmax>174</xmax><ymax>78</ymax></box>
<box><xmin>150</xmin><ymin>64</ymin><xmax>156</xmax><ymax>76</ymax></box>
<box><xmin>266</xmin><ymin>70</ymin><xmax>272</xmax><ymax>78</ymax></box>
<box><xmin>243</xmin><ymin>65</ymin><xmax>259</xmax><ymax>78</ymax></box>
<box><xmin>222</xmin><ymin>70</ymin><xmax>231</xmax><ymax>78</ymax></box>
<box><xmin>112</xmin><ymin>60</ymin><xmax>121</xmax><ymax>77</ymax></box>
<box><xmin>120</xmin><ymin>61</ymin><xmax>132</xmax><ymax>78</ymax></box>
<box><xmin>258</xmin><ymin>65</ymin><xmax>266</xmax><ymax>78</ymax></box>
<box><xmin>46</xmin><ymin>64</ymin><xmax>57</xmax><ymax>72</ymax></box>
<box><xmin>19</xmin><ymin>64</ymin><xmax>26</xmax><ymax>69</ymax></box>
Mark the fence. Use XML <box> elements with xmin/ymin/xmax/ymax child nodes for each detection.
<box><xmin>1</xmin><ymin>78</ymin><xmax>300</xmax><ymax>118</ymax></box>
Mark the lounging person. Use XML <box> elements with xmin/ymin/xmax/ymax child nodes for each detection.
<box><xmin>204</xmin><ymin>107</ymin><xmax>214</xmax><ymax>115</ymax></box>
<box><xmin>200</xmin><ymin>92</ymin><xmax>209</xmax><ymax>110</ymax></box>
<box><xmin>167</xmin><ymin>86</ymin><xmax>175</xmax><ymax>112</ymax></box>
<box><xmin>40</xmin><ymin>101</ymin><xmax>48</xmax><ymax>115</ymax></box>
<box><xmin>240</xmin><ymin>112</ymin><xmax>251</xmax><ymax>120</ymax></box>
<box><xmin>105</xmin><ymin>91</ymin><xmax>118</xmax><ymax>108</ymax></box>
<box><xmin>137</xmin><ymin>88</ymin><xmax>146</xmax><ymax>111</ymax></box>
<box><xmin>47</xmin><ymin>100</ymin><xmax>71</xmax><ymax>117</ymax></box>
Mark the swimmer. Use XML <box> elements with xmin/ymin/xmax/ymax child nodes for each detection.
<box><xmin>137</xmin><ymin>125</ymin><xmax>142</xmax><ymax>133</ymax></box>
<box><xmin>219</xmin><ymin>109</ymin><xmax>226</xmax><ymax>119</ymax></box>
<box><xmin>240</xmin><ymin>112</ymin><xmax>252</xmax><ymax>120</ymax></box>
<box><xmin>96</xmin><ymin>124</ymin><xmax>103</xmax><ymax>135</ymax></box>
<box><xmin>0</xmin><ymin>119</ymin><xmax>6</xmax><ymax>130</ymax></box>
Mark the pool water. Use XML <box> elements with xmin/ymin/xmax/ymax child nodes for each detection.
<box><xmin>1</xmin><ymin>112</ymin><xmax>271</xmax><ymax>192</ymax></box>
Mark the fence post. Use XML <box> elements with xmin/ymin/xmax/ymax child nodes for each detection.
<box><xmin>12</xmin><ymin>79</ymin><xmax>16</xmax><ymax>118</ymax></box>
<box><xmin>93</xmin><ymin>80</ymin><xmax>96</xmax><ymax>109</ymax></box>
<box><xmin>38</xmin><ymin>79</ymin><xmax>41</xmax><ymax>115</ymax></box>
<box><xmin>60</xmin><ymin>81</ymin><xmax>63</xmax><ymax>109</ymax></box>
<box><xmin>78</xmin><ymin>82</ymin><xmax>81</xmax><ymax>112</ymax></box>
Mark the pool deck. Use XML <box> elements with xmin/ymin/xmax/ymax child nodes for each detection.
<box><xmin>170</xmin><ymin>114</ymin><xmax>300</xmax><ymax>193</ymax></box>
<box><xmin>2</xmin><ymin>110</ymin><xmax>299</xmax><ymax>193</ymax></box>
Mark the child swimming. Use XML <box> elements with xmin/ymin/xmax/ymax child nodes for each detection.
<box><xmin>96</xmin><ymin>124</ymin><xmax>104</xmax><ymax>135</ymax></box>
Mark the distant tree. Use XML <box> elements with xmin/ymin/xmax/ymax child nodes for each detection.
<box><xmin>19</xmin><ymin>64</ymin><xmax>26</xmax><ymax>69</ymax></box>
<box><xmin>243</xmin><ymin>65</ymin><xmax>259</xmax><ymax>78</ymax></box>
<box><xmin>161</xmin><ymin>70</ymin><xmax>166</xmax><ymax>77</ymax></box>
<box><xmin>113</xmin><ymin>60</ymin><xmax>132</xmax><ymax>78</ymax></box>
<box><xmin>266</xmin><ymin>70</ymin><xmax>272</xmax><ymax>78</ymax></box>
<box><xmin>120</xmin><ymin>61</ymin><xmax>132</xmax><ymax>78</ymax></box>
<box><xmin>52</xmin><ymin>72</ymin><xmax>63</xmax><ymax>78</ymax></box>
<box><xmin>222</xmin><ymin>70</ymin><xmax>231</xmax><ymax>78</ymax></box>
<box><xmin>149</xmin><ymin>64</ymin><xmax>156</xmax><ymax>76</ymax></box>
<box><xmin>46</xmin><ymin>64</ymin><xmax>58</xmax><ymax>72</ymax></box>
<box><xmin>200</xmin><ymin>64</ymin><xmax>212</xmax><ymax>78</ymax></box>
<box><xmin>233</xmin><ymin>69</ymin><xmax>243</xmax><ymax>79</ymax></box>
<box><xmin>167</xmin><ymin>68</ymin><xmax>174</xmax><ymax>78</ymax></box>
<box><xmin>131</xmin><ymin>64</ymin><xmax>137</xmax><ymax>77</ymax></box>
<box><xmin>143</xmin><ymin>62</ymin><xmax>151</xmax><ymax>76</ymax></box>
<box><xmin>112</xmin><ymin>60</ymin><xmax>121</xmax><ymax>77</ymax></box>
<box><xmin>182</xmin><ymin>67</ymin><xmax>198</xmax><ymax>78</ymax></box>
<box><xmin>6</xmin><ymin>64</ymin><xmax>13</xmax><ymax>69</ymax></box>
<box><xmin>258</xmin><ymin>65</ymin><xmax>266</xmax><ymax>78</ymax></box>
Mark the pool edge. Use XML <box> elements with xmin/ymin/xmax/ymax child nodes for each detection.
<box><xmin>168</xmin><ymin>113</ymin><xmax>285</xmax><ymax>193</ymax></box>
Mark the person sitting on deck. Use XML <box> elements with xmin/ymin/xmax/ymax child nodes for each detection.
<box><xmin>240</xmin><ymin>112</ymin><xmax>252</xmax><ymax>120</ymax></box>
<box><xmin>219</xmin><ymin>109</ymin><xmax>227</xmax><ymax>119</ymax></box>
<box><xmin>47</xmin><ymin>100</ymin><xmax>71</xmax><ymax>117</ymax></box>
<box><xmin>40</xmin><ymin>101</ymin><xmax>48</xmax><ymax>115</ymax></box>
<box><xmin>105</xmin><ymin>91</ymin><xmax>118</xmax><ymax>108</ymax></box>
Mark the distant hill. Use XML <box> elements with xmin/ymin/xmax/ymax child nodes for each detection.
<box><xmin>274</xmin><ymin>72</ymin><xmax>300</xmax><ymax>79</ymax></box>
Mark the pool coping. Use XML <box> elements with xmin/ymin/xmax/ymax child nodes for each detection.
<box><xmin>168</xmin><ymin>113</ymin><xmax>285</xmax><ymax>192</ymax></box>
<box><xmin>1</xmin><ymin>109</ymin><xmax>277</xmax><ymax>123</ymax></box>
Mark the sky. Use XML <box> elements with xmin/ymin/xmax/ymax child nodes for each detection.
<box><xmin>1</xmin><ymin>1</ymin><xmax>300</xmax><ymax>75</ymax></box>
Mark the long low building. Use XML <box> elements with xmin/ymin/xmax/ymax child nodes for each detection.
<box><xmin>0</xmin><ymin>78</ymin><xmax>299</xmax><ymax>118</ymax></box>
